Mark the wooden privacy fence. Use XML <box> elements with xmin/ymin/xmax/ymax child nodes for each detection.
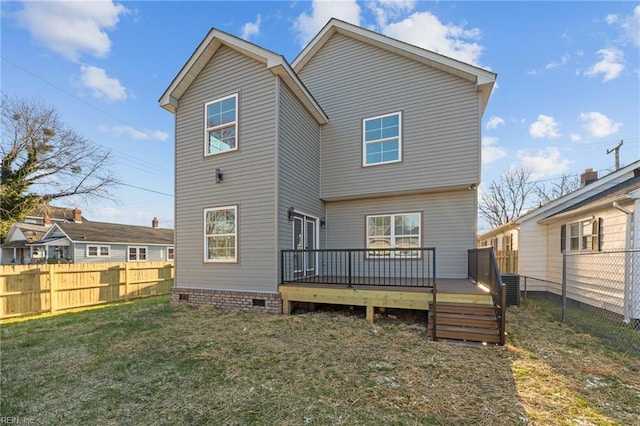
<box><xmin>0</xmin><ymin>262</ymin><xmax>174</xmax><ymax>319</ymax></box>
<box><xmin>495</xmin><ymin>250</ymin><xmax>518</xmax><ymax>274</ymax></box>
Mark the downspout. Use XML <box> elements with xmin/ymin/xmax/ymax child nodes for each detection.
<box><xmin>612</xmin><ymin>201</ymin><xmax>633</xmax><ymax>323</ymax></box>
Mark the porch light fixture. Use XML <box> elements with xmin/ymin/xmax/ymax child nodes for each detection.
<box><xmin>215</xmin><ymin>168</ymin><xmax>223</xmax><ymax>183</ymax></box>
<box><xmin>287</xmin><ymin>207</ymin><xmax>295</xmax><ymax>222</ymax></box>
<box><xmin>320</xmin><ymin>218</ymin><xmax>326</xmax><ymax>229</ymax></box>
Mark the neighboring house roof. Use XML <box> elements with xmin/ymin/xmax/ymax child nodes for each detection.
<box><xmin>0</xmin><ymin>223</ymin><xmax>49</xmax><ymax>248</ymax></box>
<box><xmin>37</xmin><ymin>221</ymin><xmax>174</xmax><ymax>246</ymax></box>
<box><xmin>516</xmin><ymin>160</ymin><xmax>640</xmax><ymax>225</ymax></box>
<box><xmin>292</xmin><ymin>18</ymin><xmax>497</xmax><ymax>115</ymax></box>
<box><xmin>159</xmin><ymin>28</ymin><xmax>328</xmax><ymax>124</ymax></box>
<box><xmin>477</xmin><ymin>220</ymin><xmax>519</xmax><ymax>241</ymax></box>
<box><xmin>539</xmin><ymin>174</ymin><xmax>640</xmax><ymax>223</ymax></box>
<box><xmin>26</xmin><ymin>204</ymin><xmax>88</xmax><ymax>222</ymax></box>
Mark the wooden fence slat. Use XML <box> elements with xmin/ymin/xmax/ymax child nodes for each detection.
<box><xmin>0</xmin><ymin>262</ymin><xmax>174</xmax><ymax>319</ymax></box>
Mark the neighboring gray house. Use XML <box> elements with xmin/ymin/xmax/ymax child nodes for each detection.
<box><xmin>25</xmin><ymin>217</ymin><xmax>174</xmax><ymax>264</ymax></box>
<box><xmin>159</xmin><ymin>19</ymin><xmax>496</xmax><ymax>314</ymax></box>
<box><xmin>1</xmin><ymin>205</ymin><xmax>87</xmax><ymax>265</ymax></box>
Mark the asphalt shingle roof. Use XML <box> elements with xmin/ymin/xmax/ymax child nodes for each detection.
<box><xmin>54</xmin><ymin>221</ymin><xmax>174</xmax><ymax>245</ymax></box>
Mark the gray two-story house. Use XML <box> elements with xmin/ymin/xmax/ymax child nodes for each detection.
<box><xmin>160</xmin><ymin>19</ymin><xmax>497</xmax><ymax>339</ymax></box>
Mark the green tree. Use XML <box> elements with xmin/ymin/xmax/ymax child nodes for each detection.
<box><xmin>1</xmin><ymin>95</ymin><xmax>117</xmax><ymax>239</ymax></box>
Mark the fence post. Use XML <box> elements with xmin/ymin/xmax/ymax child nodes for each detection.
<box><xmin>124</xmin><ymin>262</ymin><xmax>130</xmax><ymax>302</ymax></box>
<box><xmin>562</xmin><ymin>253</ymin><xmax>567</xmax><ymax>323</ymax></box>
<box><xmin>49</xmin><ymin>266</ymin><xmax>56</xmax><ymax>314</ymax></box>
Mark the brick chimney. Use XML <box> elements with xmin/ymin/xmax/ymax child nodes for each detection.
<box><xmin>73</xmin><ymin>208</ymin><xmax>82</xmax><ymax>223</ymax></box>
<box><xmin>580</xmin><ymin>168</ymin><xmax>598</xmax><ymax>187</ymax></box>
<box><xmin>43</xmin><ymin>216</ymin><xmax>51</xmax><ymax>226</ymax></box>
<box><xmin>152</xmin><ymin>217</ymin><xmax>159</xmax><ymax>229</ymax></box>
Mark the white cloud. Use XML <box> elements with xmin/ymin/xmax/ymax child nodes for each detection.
<box><xmin>80</xmin><ymin>65</ymin><xmax>127</xmax><ymax>102</ymax></box>
<box><xmin>608</xmin><ymin>6</ymin><xmax>640</xmax><ymax>46</ymax></box>
<box><xmin>382</xmin><ymin>11</ymin><xmax>484</xmax><ymax>66</ymax></box>
<box><xmin>570</xmin><ymin>134</ymin><xmax>582</xmax><ymax>142</ymax></box>
<box><xmin>241</xmin><ymin>14</ymin><xmax>262</xmax><ymax>40</ymax></box>
<box><xmin>369</xmin><ymin>0</ymin><xmax>415</xmax><ymax>27</ymax></box>
<box><xmin>545</xmin><ymin>54</ymin><xmax>570</xmax><ymax>70</ymax></box>
<box><xmin>529</xmin><ymin>115</ymin><xmax>560</xmax><ymax>139</ymax></box>
<box><xmin>579</xmin><ymin>112</ymin><xmax>622</xmax><ymax>138</ymax></box>
<box><xmin>584</xmin><ymin>48</ymin><xmax>624</xmax><ymax>81</ymax></box>
<box><xmin>515</xmin><ymin>147</ymin><xmax>571</xmax><ymax>179</ymax></box>
<box><xmin>15</xmin><ymin>0</ymin><xmax>127</xmax><ymax>61</ymax></box>
<box><xmin>99</xmin><ymin>124</ymin><xmax>169</xmax><ymax>141</ymax></box>
<box><xmin>482</xmin><ymin>137</ymin><xmax>507</xmax><ymax>164</ymax></box>
<box><xmin>486</xmin><ymin>116</ymin><xmax>505</xmax><ymax>130</ymax></box>
<box><xmin>293</xmin><ymin>0</ymin><xmax>361</xmax><ymax>46</ymax></box>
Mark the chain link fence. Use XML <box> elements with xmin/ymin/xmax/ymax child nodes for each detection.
<box><xmin>520</xmin><ymin>250</ymin><xmax>640</xmax><ymax>355</ymax></box>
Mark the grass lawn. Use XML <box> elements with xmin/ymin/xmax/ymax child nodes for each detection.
<box><xmin>1</xmin><ymin>296</ymin><xmax>639</xmax><ymax>425</ymax></box>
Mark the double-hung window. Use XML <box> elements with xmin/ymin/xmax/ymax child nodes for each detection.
<box><xmin>366</xmin><ymin>212</ymin><xmax>420</xmax><ymax>257</ymax></box>
<box><xmin>205</xmin><ymin>94</ymin><xmax>238</xmax><ymax>156</ymax></box>
<box><xmin>363</xmin><ymin>112</ymin><xmax>402</xmax><ymax>166</ymax></box>
<box><xmin>128</xmin><ymin>246</ymin><xmax>147</xmax><ymax>261</ymax></box>
<box><xmin>167</xmin><ymin>247</ymin><xmax>175</xmax><ymax>261</ymax></box>
<box><xmin>87</xmin><ymin>245</ymin><xmax>110</xmax><ymax>257</ymax></box>
<box><xmin>563</xmin><ymin>219</ymin><xmax>600</xmax><ymax>252</ymax></box>
<box><xmin>204</xmin><ymin>206</ymin><xmax>237</xmax><ymax>262</ymax></box>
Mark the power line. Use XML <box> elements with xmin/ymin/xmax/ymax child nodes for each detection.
<box><xmin>118</xmin><ymin>182</ymin><xmax>173</xmax><ymax>197</ymax></box>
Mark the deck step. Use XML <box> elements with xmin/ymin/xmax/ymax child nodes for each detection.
<box><xmin>433</xmin><ymin>312</ymin><xmax>497</xmax><ymax>328</ymax></box>
<box><xmin>429</xmin><ymin>325</ymin><xmax>501</xmax><ymax>344</ymax></box>
<box><xmin>429</xmin><ymin>301</ymin><xmax>501</xmax><ymax>345</ymax></box>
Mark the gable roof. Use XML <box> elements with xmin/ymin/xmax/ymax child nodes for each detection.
<box><xmin>516</xmin><ymin>160</ymin><xmax>640</xmax><ymax>225</ymax></box>
<box><xmin>292</xmin><ymin>18</ymin><xmax>497</xmax><ymax>115</ymax></box>
<box><xmin>1</xmin><ymin>223</ymin><xmax>49</xmax><ymax>248</ymax></box>
<box><xmin>538</xmin><ymin>174</ymin><xmax>640</xmax><ymax>223</ymax></box>
<box><xmin>159</xmin><ymin>28</ymin><xmax>328</xmax><ymax>124</ymax></box>
<box><xmin>26</xmin><ymin>204</ymin><xmax>88</xmax><ymax>222</ymax></box>
<box><xmin>39</xmin><ymin>221</ymin><xmax>174</xmax><ymax>246</ymax></box>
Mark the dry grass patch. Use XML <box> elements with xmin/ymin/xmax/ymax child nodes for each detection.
<box><xmin>1</xmin><ymin>296</ymin><xmax>638</xmax><ymax>425</ymax></box>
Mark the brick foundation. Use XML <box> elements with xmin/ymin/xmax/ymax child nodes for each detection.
<box><xmin>170</xmin><ymin>287</ymin><xmax>282</xmax><ymax>314</ymax></box>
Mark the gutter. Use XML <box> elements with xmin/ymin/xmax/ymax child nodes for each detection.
<box><xmin>613</xmin><ymin>201</ymin><xmax>633</xmax><ymax>323</ymax></box>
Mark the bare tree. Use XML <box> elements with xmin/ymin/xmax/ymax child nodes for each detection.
<box><xmin>0</xmin><ymin>95</ymin><xmax>118</xmax><ymax>239</ymax></box>
<box><xmin>535</xmin><ymin>173</ymin><xmax>579</xmax><ymax>204</ymax></box>
<box><xmin>479</xmin><ymin>168</ymin><xmax>536</xmax><ymax>229</ymax></box>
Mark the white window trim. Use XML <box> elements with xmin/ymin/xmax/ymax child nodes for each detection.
<box><xmin>204</xmin><ymin>93</ymin><xmax>238</xmax><ymax>157</ymax></box>
<box><xmin>87</xmin><ymin>245</ymin><xmax>111</xmax><ymax>257</ymax></box>
<box><xmin>167</xmin><ymin>246</ymin><xmax>175</xmax><ymax>261</ymax></box>
<box><xmin>366</xmin><ymin>212</ymin><xmax>421</xmax><ymax>258</ymax></box>
<box><xmin>362</xmin><ymin>111</ymin><xmax>402</xmax><ymax>167</ymax></box>
<box><xmin>128</xmin><ymin>246</ymin><xmax>148</xmax><ymax>262</ymax></box>
<box><xmin>204</xmin><ymin>205</ymin><xmax>238</xmax><ymax>263</ymax></box>
<box><xmin>566</xmin><ymin>218</ymin><xmax>596</xmax><ymax>252</ymax></box>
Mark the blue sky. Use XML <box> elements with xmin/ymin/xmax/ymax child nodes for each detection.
<box><xmin>2</xmin><ymin>1</ymin><xmax>638</xmax><ymax>232</ymax></box>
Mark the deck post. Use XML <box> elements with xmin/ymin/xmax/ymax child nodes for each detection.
<box><xmin>282</xmin><ymin>298</ymin><xmax>292</xmax><ymax>315</ymax></box>
<box><xmin>366</xmin><ymin>304</ymin><xmax>374</xmax><ymax>323</ymax></box>
<box><xmin>347</xmin><ymin>250</ymin><xmax>352</xmax><ymax>287</ymax></box>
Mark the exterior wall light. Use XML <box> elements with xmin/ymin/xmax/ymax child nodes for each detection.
<box><xmin>287</xmin><ymin>207</ymin><xmax>295</xmax><ymax>221</ymax></box>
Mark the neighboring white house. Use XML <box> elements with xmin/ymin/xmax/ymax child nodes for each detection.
<box><xmin>487</xmin><ymin>161</ymin><xmax>640</xmax><ymax>322</ymax></box>
<box><xmin>477</xmin><ymin>221</ymin><xmax>519</xmax><ymax>273</ymax></box>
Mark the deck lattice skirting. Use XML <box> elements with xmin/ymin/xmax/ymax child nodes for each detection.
<box><xmin>171</xmin><ymin>287</ymin><xmax>282</xmax><ymax>314</ymax></box>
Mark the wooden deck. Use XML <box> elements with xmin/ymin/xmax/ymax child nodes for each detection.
<box><xmin>279</xmin><ymin>278</ymin><xmax>492</xmax><ymax>323</ymax></box>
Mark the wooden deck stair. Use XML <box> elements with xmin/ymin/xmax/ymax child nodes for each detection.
<box><xmin>428</xmin><ymin>302</ymin><xmax>501</xmax><ymax>344</ymax></box>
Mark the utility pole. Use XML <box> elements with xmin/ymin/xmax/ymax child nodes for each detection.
<box><xmin>607</xmin><ymin>140</ymin><xmax>623</xmax><ymax>171</ymax></box>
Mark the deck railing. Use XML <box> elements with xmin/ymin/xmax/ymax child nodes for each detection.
<box><xmin>468</xmin><ymin>247</ymin><xmax>506</xmax><ymax>345</ymax></box>
<box><xmin>281</xmin><ymin>248</ymin><xmax>436</xmax><ymax>288</ymax></box>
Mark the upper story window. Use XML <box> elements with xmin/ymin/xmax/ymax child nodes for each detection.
<box><xmin>363</xmin><ymin>112</ymin><xmax>402</xmax><ymax>166</ymax></box>
<box><xmin>167</xmin><ymin>247</ymin><xmax>175</xmax><ymax>261</ymax></box>
<box><xmin>366</xmin><ymin>212</ymin><xmax>420</xmax><ymax>257</ymax></box>
<box><xmin>204</xmin><ymin>206</ymin><xmax>237</xmax><ymax>263</ymax></box>
<box><xmin>205</xmin><ymin>94</ymin><xmax>238</xmax><ymax>156</ymax></box>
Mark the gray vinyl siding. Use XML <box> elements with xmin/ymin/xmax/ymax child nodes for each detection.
<box><xmin>277</xmin><ymin>80</ymin><xmax>325</xmax><ymax>253</ymax></box>
<box><xmin>174</xmin><ymin>45</ymin><xmax>278</xmax><ymax>293</ymax></box>
<box><xmin>298</xmin><ymin>33</ymin><xmax>481</xmax><ymax>200</ymax></box>
<box><xmin>326</xmin><ymin>190</ymin><xmax>477</xmax><ymax>278</ymax></box>
<box><xmin>71</xmin><ymin>244</ymin><xmax>170</xmax><ymax>263</ymax></box>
